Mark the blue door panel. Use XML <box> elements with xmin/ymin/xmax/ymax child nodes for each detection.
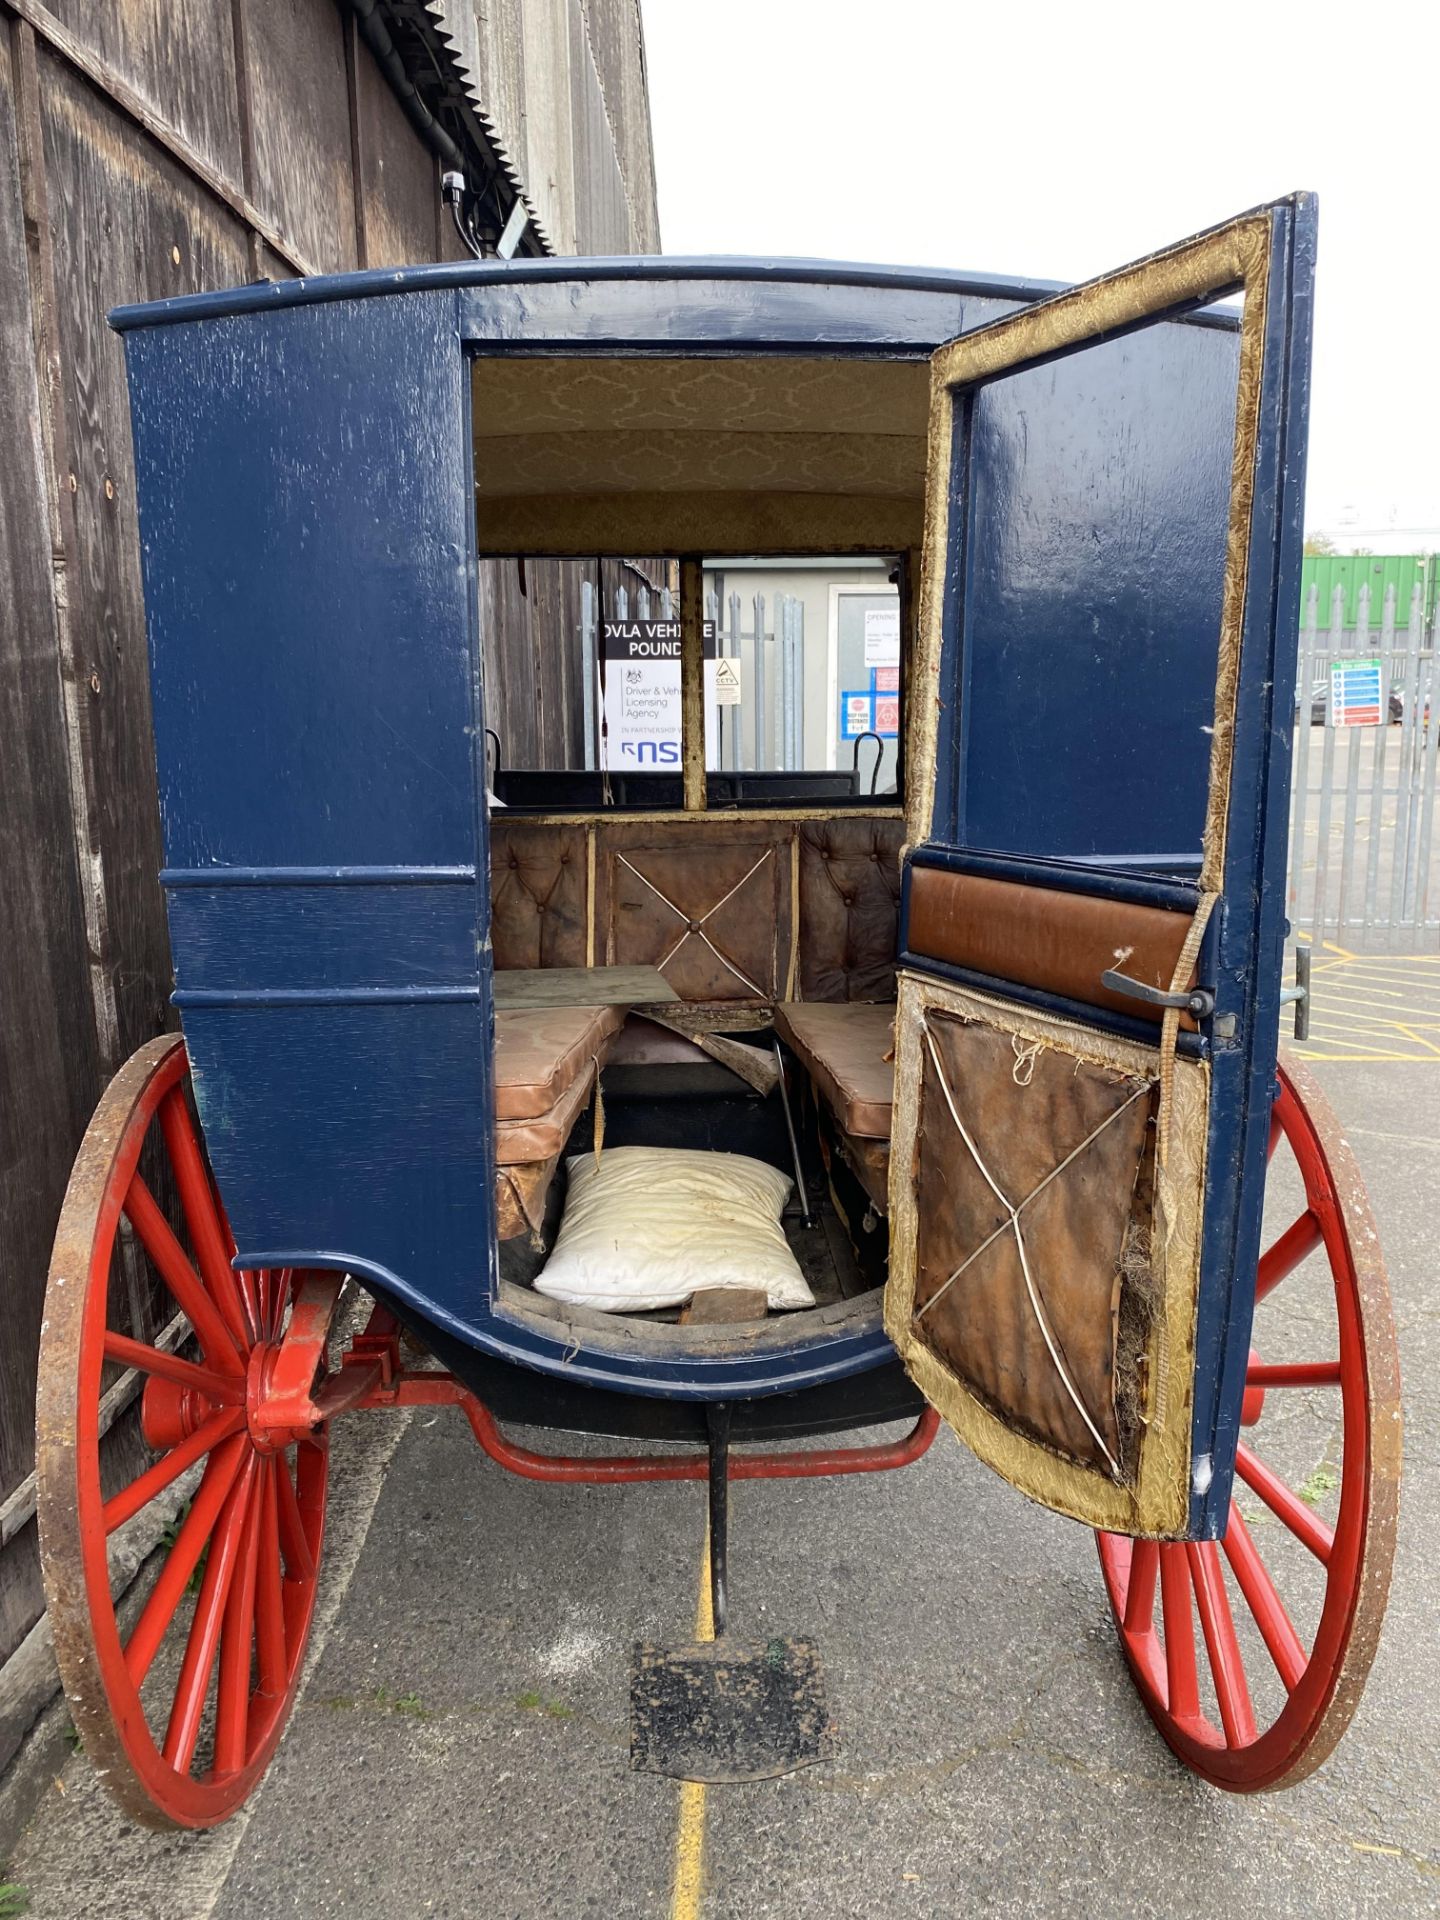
<box><xmin>946</xmin><ymin>324</ymin><xmax>1240</xmax><ymax>862</ymax></box>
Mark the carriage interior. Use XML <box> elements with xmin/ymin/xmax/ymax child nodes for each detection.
<box><xmin>473</xmin><ymin>348</ymin><xmax>933</xmax><ymax>1331</ymax></box>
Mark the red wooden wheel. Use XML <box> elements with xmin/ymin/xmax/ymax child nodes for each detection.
<box><xmin>1097</xmin><ymin>1053</ymin><xmax>1401</xmax><ymax>1790</ymax></box>
<box><xmin>36</xmin><ymin>1035</ymin><xmax>328</xmax><ymax>1828</ymax></box>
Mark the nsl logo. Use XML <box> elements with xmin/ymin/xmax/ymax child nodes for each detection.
<box><xmin>622</xmin><ymin>741</ymin><xmax>681</xmax><ymax>763</ymax></box>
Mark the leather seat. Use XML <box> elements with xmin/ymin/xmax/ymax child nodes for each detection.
<box><xmin>493</xmin><ymin>1005</ymin><xmax>624</xmax><ymax>1237</ymax></box>
<box><xmin>773</xmin><ymin>1002</ymin><xmax>894</xmax><ymax>1139</ymax></box>
<box><xmin>494</xmin><ymin>1006</ymin><xmax>625</xmax><ymax>1124</ymax></box>
<box><xmin>774</xmin><ymin>1002</ymin><xmax>895</xmax><ymax>1215</ymax></box>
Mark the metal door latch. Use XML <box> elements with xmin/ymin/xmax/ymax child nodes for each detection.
<box><xmin>1101</xmin><ymin>970</ymin><xmax>1215</xmax><ymax>1020</ymax></box>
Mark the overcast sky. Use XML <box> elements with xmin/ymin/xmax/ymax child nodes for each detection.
<box><xmin>643</xmin><ymin>0</ymin><xmax>1439</xmax><ymax>548</ymax></box>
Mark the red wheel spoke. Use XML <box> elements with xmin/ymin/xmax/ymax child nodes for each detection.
<box><xmin>124</xmin><ymin>1435</ymin><xmax>248</xmax><ymax>1689</ymax></box>
<box><xmin>253</xmin><ymin>1463</ymin><xmax>289</xmax><ymax>1709</ymax></box>
<box><xmin>237</xmin><ymin>1270</ymin><xmax>262</xmax><ymax>1342</ymax></box>
<box><xmin>1256</xmin><ymin>1211</ymin><xmax>1323</xmax><ymax>1305</ymax></box>
<box><xmin>1187</xmin><ymin>1542</ymin><xmax>1258</xmax><ymax>1748</ymax></box>
<box><xmin>213</xmin><ymin>1470</ymin><xmax>264</xmax><ymax>1775</ymax></box>
<box><xmin>1159</xmin><ymin>1545</ymin><xmax>1200</xmax><ymax>1724</ymax></box>
<box><xmin>269</xmin><ymin>1269</ymin><xmax>293</xmax><ymax>1340</ymax></box>
<box><xmin>273</xmin><ymin>1454</ymin><xmax>315</xmax><ymax>1583</ymax></box>
<box><xmin>1093</xmin><ymin>1059</ymin><xmax>1400</xmax><ymax>1793</ymax></box>
<box><xmin>158</xmin><ymin>1090</ymin><xmax>254</xmax><ymax>1353</ymax></box>
<box><xmin>1222</xmin><ymin>1506</ymin><xmax>1307</xmax><ymax>1693</ymax></box>
<box><xmin>104</xmin><ymin>1405</ymin><xmax>245</xmax><ymax>1535</ymax></box>
<box><xmin>162</xmin><ymin>1457</ymin><xmax>257</xmax><ymax>1772</ymax></box>
<box><xmin>1123</xmin><ymin>1538</ymin><xmax>1159</xmax><ymax>1633</ymax></box>
<box><xmin>123</xmin><ymin>1176</ymin><xmax>245</xmax><ymax>1375</ymax></box>
<box><xmin>1245</xmin><ymin>1359</ymin><xmax>1342</xmax><ymax>1390</ymax></box>
<box><xmin>39</xmin><ymin>1037</ymin><xmax>332</xmax><ymax>1828</ymax></box>
<box><xmin>1234</xmin><ymin>1444</ymin><xmax>1334</xmax><ymax>1564</ymax></box>
<box><xmin>102</xmin><ymin>1331</ymin><xmax>243</xmax><ymax>1406</ymax></box>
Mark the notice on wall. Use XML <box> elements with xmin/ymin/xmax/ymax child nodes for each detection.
<box><xmin>1330</xmin><ymin>658</ymin><xmax>1383</xmax><ymax>727</ymax></box>
<box><xmin>839</xmin><ymin>687</ymin><xmax>898</xmax><ymax>740</ymax></box>
<box><xmin>863</xmin><ymin>604</ymin><xmax>901</xmax><ymax>668</ymax></box>
<box><xmin>599</xmin><ymin>620</ymin><xmax>722</xmax><ymax>768</ymax></box>
<box><xmin>713</xmin><ymin>655</ymin><xmax>742</xmax><ymax>705</ymax></box>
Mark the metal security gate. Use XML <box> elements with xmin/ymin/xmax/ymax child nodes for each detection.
<box><xmin>1289</xmin><ymin>580</ymin><xmax>1439</xmax><ymax>952</ymax></box>
<box><xmin>578</xmin><ymin>579</ymin><xmax>807</xmax><ymax>772</ymax></box>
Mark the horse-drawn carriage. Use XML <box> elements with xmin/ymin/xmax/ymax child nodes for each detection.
<box><xmin>36</xmin><ymin>192</ymin><xmax>1401</xmax><ymax>1825</ymax></box>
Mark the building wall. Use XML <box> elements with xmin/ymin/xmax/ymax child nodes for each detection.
<box><xmin>0</xmin><ymin>0</ymin><xmax>658</xmax><ymax>1730</ymax></box>
<box><xmin>460</xmin><ymin>0</ymin><xmax>660</xmax><ymax>253</ymax></box>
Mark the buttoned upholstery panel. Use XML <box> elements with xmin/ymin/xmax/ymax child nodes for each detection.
<box><xmin>797</xmin><ymin>820</ymin><xmax>904</xmax><ymax>1002</ymax></box>
<box><xmin>487</xmin><ymin>814</ymin><xmax>902</xmax><ymax>1004</ymax></box>
<box><xmin>490</xmin><ymin>820</ymin><xmax>589</xmax><ymax>970</ymax></box>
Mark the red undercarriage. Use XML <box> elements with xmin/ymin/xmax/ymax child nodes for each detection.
<box><xmin>147</xmin><ymin>1272</ymin><xmax>940</xmax><ymax>1487</ymax></box>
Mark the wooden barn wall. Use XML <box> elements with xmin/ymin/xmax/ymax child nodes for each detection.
<box><xmin>479</xmin><ymin>556</ymin><xmax>671</xmax><ymax>773</ymax></box>
<box><xmin>0</xmin><ymin>0</ymin><xmax>657</xmax><ymax>1720</ymax></box>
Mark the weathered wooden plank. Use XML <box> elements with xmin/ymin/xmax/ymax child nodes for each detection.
<box><xmin>352</xmin><ymin>25</ymin><xmax>438</xmax><ymax>268</ymax></box>
<box><xmin>492</xmin><ymin>966</ymin><xmax>678</xmax><ymax>1009</ymax></box>
<box><xmin>42</xmin><ymin>0</ymin><xmax>244</xmax><ymax>188</ymax></box>
<box><xmin>39</xmin><ymin>49</ymin><xmax>252</xmax><ymax>1069</ymax></box>
<box><xmin>0</xmin><ymin>20</ymin><xmax>102</xmax><ymax>1670</ymax></box>
<box><xmin>567</xmin><ymin>0</ymin><xmax>632</xmax><ymax>254</ymax></box>
<box><xmin>240</xmin><ymin>0</ymin><xmax>356</xmax><ymax>275</ymax></box>
<box><xmin>468</xmin><ymin>0</ymin><xmax>526</xmax><ymax>185</ymax></box>
<box><xmin>679</xmin><ymin>1289</ymin><xmax>770</xmax><ymax>1325</ymax></box>
<box><xmin>581</xmin><ymin>0</ymin><xmax>657</xmax><ymax>247</ymax></box>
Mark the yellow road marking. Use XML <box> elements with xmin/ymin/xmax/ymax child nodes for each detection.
<box><xmin>670</xmin><ymin>1532</ymin><xmax>715</xmax><ymax>1920</ymax></box>
<box><xmin>1291</xmin><ymin>943</ymin><xmax>1440</xmax><ymax>1061</ymax></box>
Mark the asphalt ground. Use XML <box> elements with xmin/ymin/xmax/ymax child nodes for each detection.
<box><xmin>7</xmin><ymin>1051</ymin><xmax>1439</xmax><ymax>1919</ymax></box>
<box><xmin>1294</xmin><ymin>945</ymin><xmax>1440</xmax><ymax>1064</ymax></box>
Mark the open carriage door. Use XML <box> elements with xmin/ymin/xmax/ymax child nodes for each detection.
<box><xmin>887</xmin><ymin>200</ymin><xmax>1315</xmax><ymax>1541</ymax></box>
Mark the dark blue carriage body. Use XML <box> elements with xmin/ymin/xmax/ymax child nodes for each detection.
<box><xmin>113</xmin><ymin>259</ymin><xmax>1058</xmax><ymax>1407</ymax></box>
<box><xmin>113</xmin><ymin>234</ymin><xmax>1311</xmax><ymax>1530</ymax></box>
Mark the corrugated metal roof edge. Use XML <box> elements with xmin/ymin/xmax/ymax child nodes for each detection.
<box><xmin>417</xmin><ymin>1</ymin><xmax>554</xmax><ymax>254</ymax></box>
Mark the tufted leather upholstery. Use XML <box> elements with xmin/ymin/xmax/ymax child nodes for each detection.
<box><xmin>488</xmin><ymin>813</ymin><xmax>902</xmax><ymax>1005</ymax></box>
<box><xmin>490</xmin><ymin>821</ymin><xmax>589</xmax><ymax>970</ymax></box>
<box><xmin>796</xmin><ymin>820</ymin><xmax>903</xmax><ymax>1003</ymax></box>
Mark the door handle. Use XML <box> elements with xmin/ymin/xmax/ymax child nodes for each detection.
<box><xmin>1101</xmin><ymin>969</ymin><xmax>1215</xmax><ymax>1020</ymax></box>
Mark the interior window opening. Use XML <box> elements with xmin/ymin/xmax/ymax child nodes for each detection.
<box><xmin>478</xmin><ymin>552</ymin><xmax>906</xmax><ymax>812</ymax></box>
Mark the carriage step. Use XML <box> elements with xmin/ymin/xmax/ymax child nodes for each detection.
<box><xmin>629</xmin><ymin>1636</ymin><xmax>837</xmax><ymax>1784</ymax></box>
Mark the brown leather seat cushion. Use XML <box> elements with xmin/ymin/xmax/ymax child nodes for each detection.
<box><xmin>774</xmin><ymin>1002</ymin><xmax>895</xmax><ymax>1140</ymax></box>
<box><xmin>495</xmin><ymin>1051</ymin><xmax>602</xmax><ymax>1165</ymax></box>
<box><xmin>494</xmin><ymin>1005</ymin><xmax>625</xmax><ymax>1122</ymax></box>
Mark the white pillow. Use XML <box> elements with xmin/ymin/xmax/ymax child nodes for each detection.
<box><xmin>533</xmin><ymin>1147</ymin><xmax>815</xmax><ymax>1314</ymax></box>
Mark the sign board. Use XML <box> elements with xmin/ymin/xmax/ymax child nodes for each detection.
<box><xmin>1330</xmin><ymin>658</ymin><xmax>1383</xmax><ymax>727</ymax></box>
<box><xmin>599</xmin><ymin>620</ymin><xmax>723</xmax><ymax>768</ymax></box>
<box><xmin>713</xmin><ymin>656</ymin><xmax>742</xmax><ymax>706</ymax></box>
<box><xmin>839</xmin><ymin>687</ymin><xmax>899</xmax><ymax>740</ymax></box>
<box><xmin>863</xmin><ymin>605</ymin><xmax>901</xmax><ymax>668</ymax></box>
